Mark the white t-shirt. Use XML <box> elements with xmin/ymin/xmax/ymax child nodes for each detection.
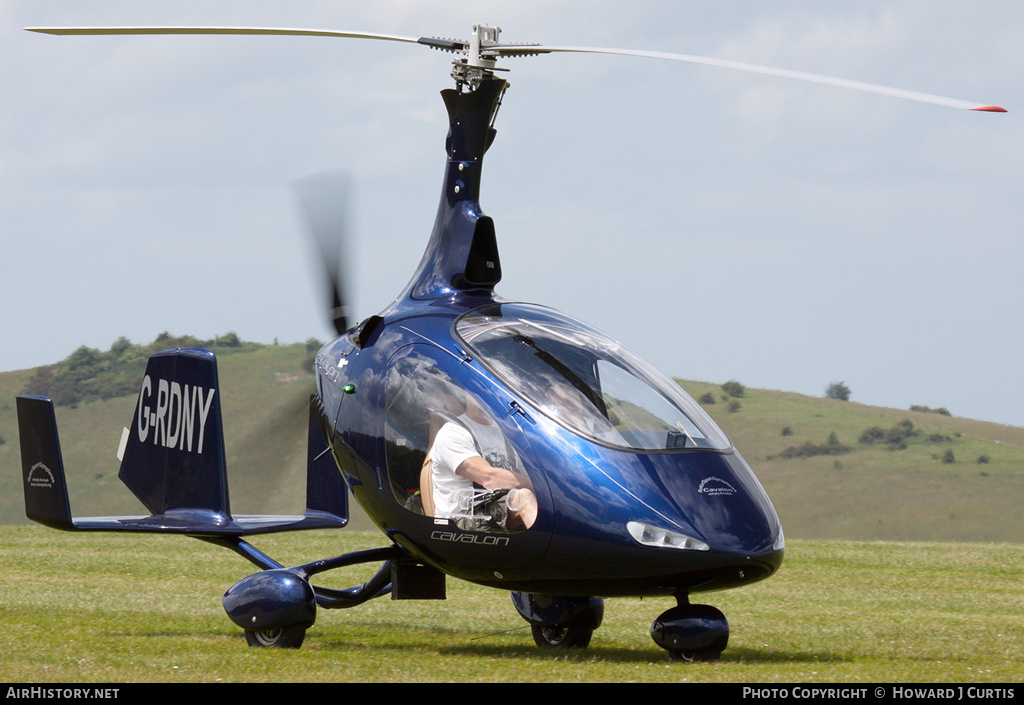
<box><xmin>430</xmin><ymin>413</ymin><xmax>518</xmax><ymax>518</ymax></box>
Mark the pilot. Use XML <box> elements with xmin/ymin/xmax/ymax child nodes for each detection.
<box><xmin>429</xmin><ymin>396</ymin><xmax>537</xmax><ymax>531</ymax></box>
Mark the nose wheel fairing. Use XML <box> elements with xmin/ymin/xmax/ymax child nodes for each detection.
<box><xmin>651</xmin><ymin>600</ymin><xmax>730</xmax><ymax>662</ymax></box>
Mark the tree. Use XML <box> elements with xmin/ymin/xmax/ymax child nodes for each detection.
<box><xmin>216</xmin><ymin>332</ymin><xmax>241</xmax><ymax>348</ymax></box>
<box><xmin>720</xmin><ymin>380</ymin><xmax>745</xmax><ymax>398</ymax></box>
<box><xmin>825</xmin><ymin>381</ymin><xmax>851</xmax><ymax>401</ymax></box>
<box><xmin>110</xmin><ymin>336</ymin><xmax>132</xmax><ymax>356</ymax></box>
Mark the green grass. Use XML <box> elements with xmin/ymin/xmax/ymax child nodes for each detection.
<box><xmin>2</xmin><ymin>526</ymin><xmax>1022</xmax><ymax>683</ymax></box>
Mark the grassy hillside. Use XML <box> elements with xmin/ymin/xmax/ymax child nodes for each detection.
<box><xmin>2</xmin><ymin>344</ymin><xmax>1022</xmax><ymax>542</ymax></box>
<box><xmin>682</xmin><ymin>380</ymin><xmax>1024</xmax><ymax>543</ymax></box>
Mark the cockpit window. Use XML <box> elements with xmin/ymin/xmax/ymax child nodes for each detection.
<box><xmin>454</xmin><ymin>303</ymin><xmax>731</xmax><ymax>451</ymax></box>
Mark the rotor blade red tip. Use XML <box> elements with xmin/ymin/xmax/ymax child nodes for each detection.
<box><xmin>971</xmin><ymin>105</ymin><xmax>1008</xmax><ymax>112</ymax></box>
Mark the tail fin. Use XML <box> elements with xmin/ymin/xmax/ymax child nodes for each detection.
<box><xmin>17</xmin><ymin>347</ymin><xmax>347</xmax><ymax>535</ymax></box>
<box><xmin>117</xmin><ymin>348</ymin><xmax>229</xmax><ymax>516</ymax></box>
<box><xmin>17</xmin><ymin>395</ymin><xmax>75</xmax><ymax>530</ymax></box>
<box><xmin>303</xmin><ymin>395</ymin><xmax>348</xmax><ymax>522</ymax></box>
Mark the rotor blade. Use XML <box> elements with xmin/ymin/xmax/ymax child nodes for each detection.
<box><xmin>492</xmin><ymin>44</ymin><xmax>1007</xmax><ymax>112</ymax></box>
<box><xmin>292</xmin><ymin>171</ymin><xmax>355</xmax><ymax>336</ymax></box>
<box><xmin>25</xmin><ymin>25</ymin><xmax>1006</xmax><ymax>111</ymax></box>
<box><xmin>25</xmin><ymin>26</ymin><xmax>423</xmax><ymax>44</ymax></box>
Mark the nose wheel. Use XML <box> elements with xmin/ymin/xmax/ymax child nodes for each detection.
<box><xmin>650</xmin><ymin>599</ymin><xmax>729</xmax><ymax>662</ymax></box>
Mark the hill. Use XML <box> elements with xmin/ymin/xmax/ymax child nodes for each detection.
<box><xmin>2</xmin><ymin>341</ymin><xmax>1022</xmax><ymax>542</ymax></box>
<box><xmin>684</xmin><ymin>379</ymin><xmax>1024</xmax><ymax>543</ymax></box>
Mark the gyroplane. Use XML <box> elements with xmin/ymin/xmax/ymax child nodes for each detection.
<box><xmin>16</xmin><ymin>22</ymin><xmax>1004</xmax><ymax>661</ymax></box>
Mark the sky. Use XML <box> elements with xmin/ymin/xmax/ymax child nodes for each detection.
<box><xmin>2</xmin><ymin>1</ymin><xmax>1021</xmax><ymax>427</ymax></box>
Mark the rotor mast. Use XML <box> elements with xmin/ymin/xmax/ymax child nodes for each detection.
<box><xmin>401</xmin><ymin>37</ymin><xmax>509</xmax><ymax>301</ymax></box>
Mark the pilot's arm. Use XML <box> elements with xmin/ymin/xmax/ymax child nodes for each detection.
<box><xmin>455</xmin><ymin>456</ymin><xmax>522</xmax><ymax>490</ymax></box>
<box><xmin>455</xmin><ymin>453</ymin><xmax>537</xmax><ymax>530</ymax></box>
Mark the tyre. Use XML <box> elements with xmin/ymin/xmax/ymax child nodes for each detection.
<box><xmin>244</xmin><ymin>624</ymin><xmax>307</xmax><ymax>648</ymax></box>
<box><xmin>531</xmin><ymin>623</ymin><xmax>593</xmax><ymax>649</ymax></box>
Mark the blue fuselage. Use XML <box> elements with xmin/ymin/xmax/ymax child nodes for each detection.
<box><xmin>315</xmin><ymin>292</ymin><xmax>784</xmax><ymax>598</ymax></box>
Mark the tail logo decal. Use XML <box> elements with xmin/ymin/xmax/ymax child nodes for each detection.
<box><xmin>136</xmin><ymin>375</ymin><xmax>217</xmax><ymax>454</ymax></box>
<box><xmin>27</xmin><ymin>462</ymin><xmax>55</xmax><ymax>489</ymax></box>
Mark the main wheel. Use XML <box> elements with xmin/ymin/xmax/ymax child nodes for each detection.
<box><xmin>244</xmin><ymin>624</ymin><xmax>306</xmax><ymax>649</ymax></box>
<box><xmin>531</xmin><ymin>623</ymin><xmax>593</xmax><ymax>649</ymax></box>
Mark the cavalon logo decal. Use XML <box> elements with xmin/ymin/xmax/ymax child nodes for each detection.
<box><xmin>698</xmin><ymin>476</ymin><xmax>737</xmax><ymax>496</ymax></box>
<box><xmin>136</xmin><ymin>375</ymin><xmax>216</xmax><ymax>454</ymax></box>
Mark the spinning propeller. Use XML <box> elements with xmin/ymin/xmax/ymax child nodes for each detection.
<box><xmin>291</xmin><ymin>171</ymin><xmax>354</xmax><ymax>337</ymax></box>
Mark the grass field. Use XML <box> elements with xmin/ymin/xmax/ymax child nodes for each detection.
<box><xmin>2</xmin><ymin>526</ymin><xmax>1022</xmax><ymax>683</ymax></box>
<box><xmin>681</xmin><ymin>380</ymin><xmax>1024</xmax><ymax>543</ymax></box>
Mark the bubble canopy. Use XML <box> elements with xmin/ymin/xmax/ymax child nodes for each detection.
<box><xmin>454</xmin><ymin>303</ymin><xmax>731</xmax><ymax>452</ymax></box>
